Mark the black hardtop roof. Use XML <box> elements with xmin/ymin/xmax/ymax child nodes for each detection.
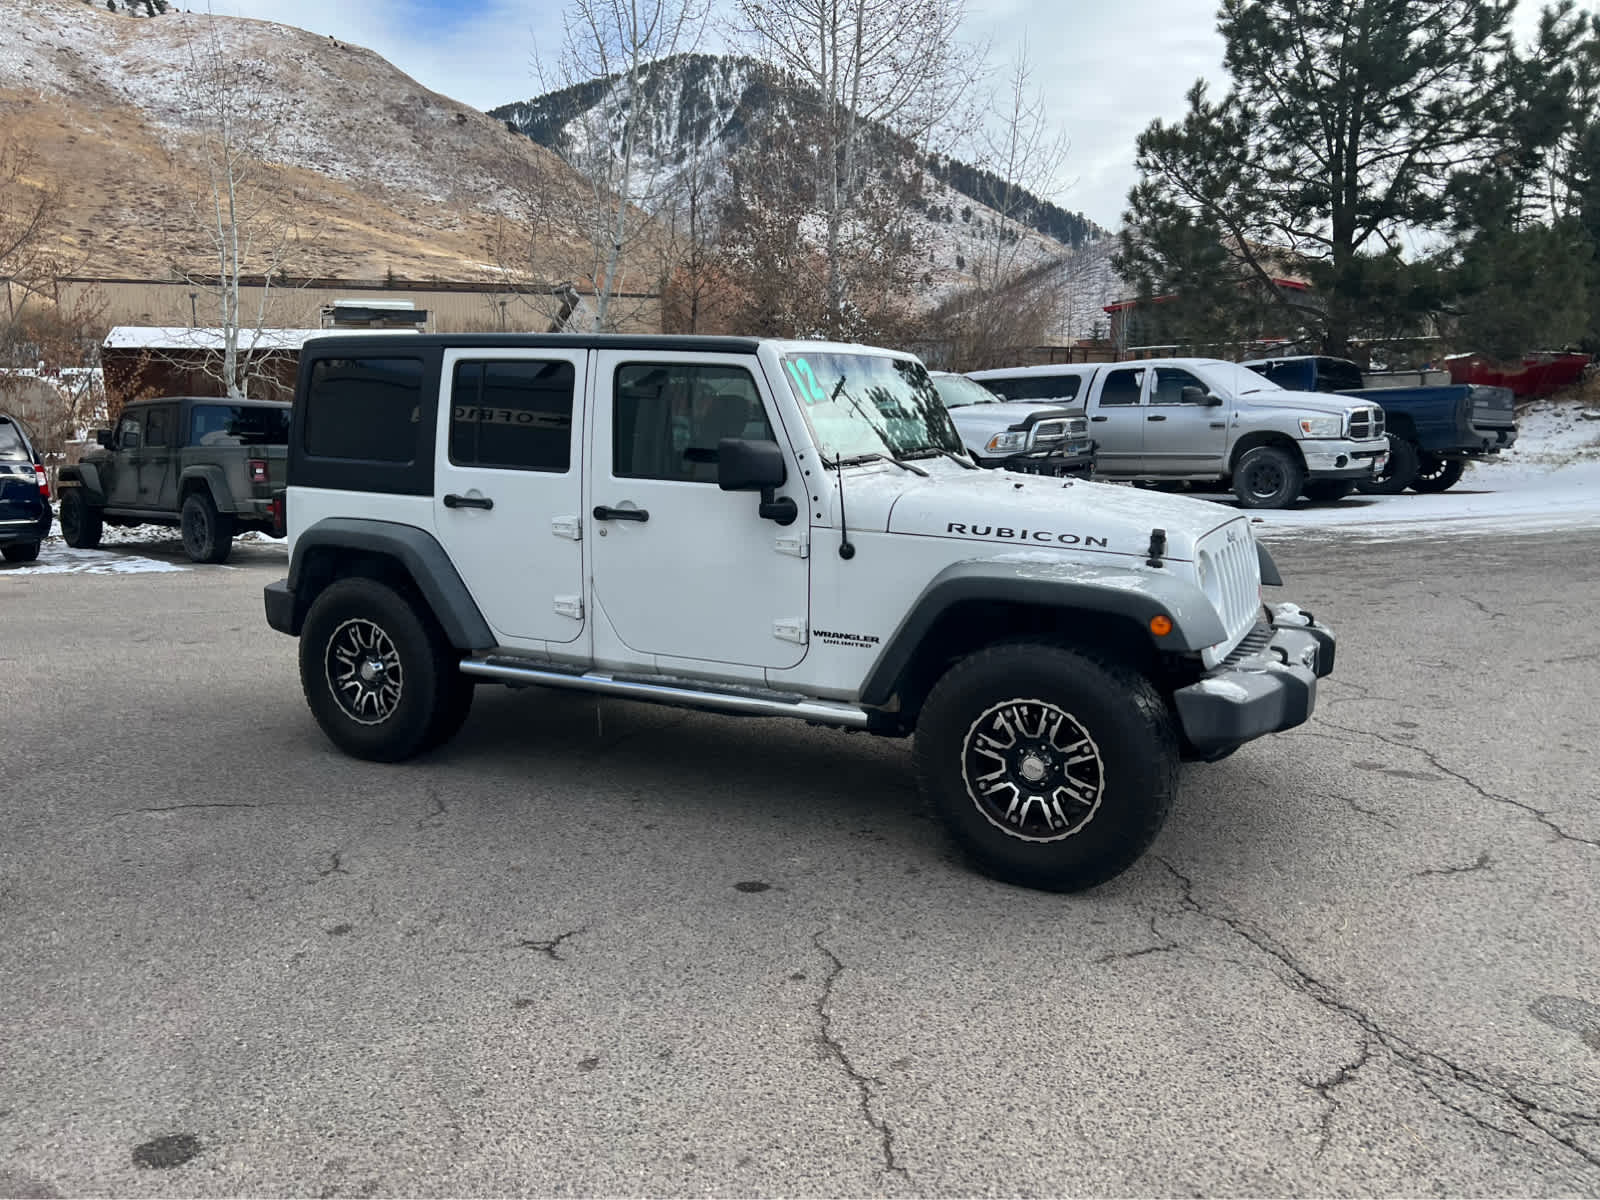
<box><xmin>126</xmin><ymin>396</ymin><xmax>292</xmax><ymax>408</ymax></box>
<box><xmin>302</xmin><ymin>333</ymin><xmax>764</xmax><ymax>354</ymax></box>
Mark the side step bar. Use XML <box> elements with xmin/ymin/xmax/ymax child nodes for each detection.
<box><xmin>457</xmin><ymin>657</ymin><xmax>872</xmax><ymax>729</ymax></box>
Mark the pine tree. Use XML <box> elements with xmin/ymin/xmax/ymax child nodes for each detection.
<box><xmin>1117</xmin><ymin>0</ymin><xmax>1521</xmax><ymax>356</ymax></box>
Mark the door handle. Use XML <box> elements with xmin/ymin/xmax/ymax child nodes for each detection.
<box><xmin>593</xmin><ymin>505</ymin><xmax>649</xmax><ymax>523</ymax></box>
<box><xmin>1091</xmin><ymin>415</ymin><xmax>1109</xmax><ymax>423</ymax></box>
<box><xmin>1209</xmin><ymin>421</ymin><xmax>1227</xmax><ymax>429</ymax></box>
<box><xmin>1147</xmin><ymin>415</ymin><xmax>1167</xmax><ymax>422</ymax></box>
<box><xmin>443</xmin><ymin>493</ymin><xmax>494</xmax><ymax>510</ymax></box>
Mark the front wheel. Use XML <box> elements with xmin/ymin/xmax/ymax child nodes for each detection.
<box><xmin>1231</xmin><ymin>445</ymin><xmax>1305</xmax><ymax>509</ymax></box>
<box><xmin>1410</xmin><ymin>455</ymin><xmax>1465</xmax><ymax>493</ymax></box>
<box><xmin>1303</xmin><ymin>479</ymin><xmax>1353</xmax><ymax>503</ymax></box>
<box><xmin>299</xmin><ymin>577</ymin><xmax>464</xmax><ymax>762</ymax></box>
<box><xmin>1355</xmin><ymin>435</ymin><xmax>1419</xmax><ymax>495</ymax></box>
<box><xmin>181</xmin><ymin>491</ymin><xmax>235</xmax><ymax>564</ymax></box>
<box><xmin>913</xmin><ymin>643</ymin><xmax>1179</xmax><ymax>892</ymax></box>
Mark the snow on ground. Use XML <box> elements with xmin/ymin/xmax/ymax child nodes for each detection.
<box><xmin>1</xmin><ymin>544</ymin><xmax>186</xmax><ymax>577</ymax></box>
<box><xmin>1238</xmin><ymin>401</ymin><xmax>1600</xmax><ymax>540</ymax></box>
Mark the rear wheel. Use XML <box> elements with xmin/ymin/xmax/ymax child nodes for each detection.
<box><xmin>181</xmin><ymin>491</ymin><xmax>234</xmax><ymax>564</ymax></box>
<box><xmin>1231</xmin><ymin>445</ymin><xmax>1305</xmax><ymax>508</ymax></box>
<box><xmin>913</xmin><ymin>642</ymin><xmax>1179</xmax><ymax>893</ymax></box>
<box><xmin>1303</xmin><ymin>479</ymin><xmax>1354</xmax><ymax>503</ymax></box>
<box><xmin>299</xmin><ymin>576</ymin><xmax>466</xmax><ymax>762</ymax></box>
<box><xmin>1410</xmin><ymin>455</ymin><xmax>1465</xmax><ymax>493</ymax></box>
<box><xmin>60</xmin><ymin>489</ymin><xmax>103</xmax><ymax>549</ymax></box>
<box><xmin>2</xmin><ymin>541</ymin><xmax>40</xmax><ymax>563</ymax></box>
<box><xmin>1355</xmin><ymin>435</ymin><xmax>1419</xmax><ymax>495</ymax></box>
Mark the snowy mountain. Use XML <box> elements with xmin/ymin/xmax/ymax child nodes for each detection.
<box><xmin>491</xmin><ymin>54</ymin><xmax>1125</xmax><ymax>312</ymax></box>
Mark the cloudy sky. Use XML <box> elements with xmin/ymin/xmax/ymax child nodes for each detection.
<box><xmin>214</xmin><ymin>0</ymin><xmax>1583</xmax><ymax>231</ymax></box>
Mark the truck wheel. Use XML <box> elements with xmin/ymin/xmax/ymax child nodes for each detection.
<box><xmin>1231</xmin><ymin>445</ymin><xmax>1305</xmax><ymax>508</ymax></box>
<box><xmin>181</xmin><ymin>491</ymin><xmax>235</xmax><ymax>564</ymax></box>
<box><xmin>2</xmin><ymin>541</ymin><xmax>40</xmax><ymax>563</ymax></box>
<box><xmin>913</xmin><ymin>642</ymin><xmax>1179</xmax><ymax>893</ymax></box>
<box><xmin>299</xmin><ymin>576</ymin><xmax>463</xmax><ymax>762</ymax></box>
<box><xmin>60</xmin><ymin>490</ymin><xmax>103</xmax><ymax>549</ymax></box>
<box><xmin>1302</xmin><ymin>480</ymin><xmax>1353</xmax><ymax>503</ymax></box>
<box><xmin>1355</xmin><ymin>435</ymin><xmax>1418</xmax><ymax>495</ymax></box>
<box><xmin>1410</xmin><ymin>456</ymin><xmax>1464</xmax><ymax>493</ymax></box>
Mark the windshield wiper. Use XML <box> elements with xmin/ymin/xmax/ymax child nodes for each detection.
<box><xmin>902</xmin><ymin>446</ymin><xmax>977</xmax><ymax>470</ymax></box>
<box><xmin>829</xmin><ymin>452</ymin><xmax>929</xmax><ymax>477</ymax></box>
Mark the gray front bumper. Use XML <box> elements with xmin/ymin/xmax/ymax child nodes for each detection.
<box><xmin>1173</xmin><ymin>604</ymin><xmax>1335</xmax><ymax>753</ymax></box>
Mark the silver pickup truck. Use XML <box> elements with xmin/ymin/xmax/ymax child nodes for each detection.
<box><xmin>969</xmin><ymin>357</ymin><xmax>1389</xmax><ymax>508</ymax></box>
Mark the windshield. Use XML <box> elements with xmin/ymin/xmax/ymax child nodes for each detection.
<box><xmin>930</xmin><ymin>373</ymin><xmax>1000</xmax><ymax>409</ymax></box>
<box><xmin>1226</xmin><ymin>363</ymin><xmax>1286</xmax><ymax>396</ymax></box>
<box><xmin>780</xmin><ymin>352</ymin><xmax>963</xmax><ymax>461</ymax></box>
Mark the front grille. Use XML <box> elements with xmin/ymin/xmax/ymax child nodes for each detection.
<box><xmin>1199</xmin><ymin>522</ymin><xmax>1263</xmax><ymax>665</ymax></box>
<box><xmin>1348</xmin><ymin>407</ymin><xmax>1384</xmax><ymax>440</ymax></box>
<box><xmin>1222</xmin><ymin>621</ymin><xmax>1273</xmax><ymax>666</ymax></box>
<box><xmin>1032</xmin><ymin>420</ymin><xmax>1068</xmax><ymax>443</ymax></box>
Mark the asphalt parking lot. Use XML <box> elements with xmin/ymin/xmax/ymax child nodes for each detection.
<box><xmin>2</xmin><ymin>528</ymin><xmax>1598</xmax><ymax>1197</ymax></box>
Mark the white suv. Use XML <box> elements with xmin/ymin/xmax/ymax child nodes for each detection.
<box><xmin>264</xmin><ymin>334</ymin><xmax>1337</xmax><ymax>892</ymax></box>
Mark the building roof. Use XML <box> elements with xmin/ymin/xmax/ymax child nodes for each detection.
<box><xmin>102</xmin><ymin>326</ymin><xmax>330</xmax><ymax>352</ymax></box>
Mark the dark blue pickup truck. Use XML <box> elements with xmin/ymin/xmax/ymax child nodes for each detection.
<box><xmin>1242</xmin><ymin>356</ymin><xmax>1517</xmax><ymax>493</ymax></box>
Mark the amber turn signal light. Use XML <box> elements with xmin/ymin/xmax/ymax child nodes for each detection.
<box><xmin>1149</xmin><ymin>615</ymin><xmax>1173</xmax><ymax>636</ymax></box>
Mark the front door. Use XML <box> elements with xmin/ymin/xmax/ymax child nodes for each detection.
<box><xmin>1088</xmin><ymin>365</ymin><xmax>1148</xmax><ymax>472</ymax></box>
<box><xmin>139</xmin><ymin>403</ymin><xmax>177</xmax><ymax>509</ymax></box>
<box><xmin>588</xmin><ymin>350</ymin><xmax>809</xmax><ymax>672</ymax></box>
<box><xmin>106</xmin><ymin>411</ymin><xmax>144</xmax><ymax>507</ymax></box>
<box><xmin>1140</xmin><ymin>366</ymin><xmax>1230</xmax><ymax>475</ymax></box>
<box><xmin>433</xmin><ymin>349</ymin><xmax>588</xmax><ymax>648</ymax></box>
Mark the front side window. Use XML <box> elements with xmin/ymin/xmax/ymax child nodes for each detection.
<box><xmin>144</xmin><ymin>406</ymin><xmax>173</xmax><ymax>448</ymax></box>
<box><xmin>303</xmin><ymin>357</ymin><xmax>424</xmax><ymax>463</ymax></box>
<box><xmin>1150</xmin><ymin>368</ymin><xmax>1210</xmax><ymax>405</ymax></box>
<box><xmin>117</xmin><ymin>413</ymin><xmax>143</xmax><ymax>450</ymax></box>
<box><xmin>614</xmin><ymin>362</ymin><xmax>774</xmax><ymax>483</ymax></box>
<box><xmin>780</xmin><ymin>352</ymin><xmax>962</xmax><ymax>462</ymax></box>
<box><xmin>450</xmin><ymin>360</ymin><xmax>575</xmax><ymax>472</ymax></box>
<box><xmin>1098</xmin><ymin>367</ymin><xmax>1146</xmax><ymax>407</ymax></box>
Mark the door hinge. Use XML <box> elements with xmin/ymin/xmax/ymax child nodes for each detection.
<box><xmin>775</xmin><ymin>532</ymin><xmax>809</xmax><ymax>558</ymax></box>
<box><xmin>774</xmin><ymin>617</ymin><xmax>808</xmax><ymax>644</ymax></box>
<box><xmin>554</xmin><ymin>595</ymin><xmax>584</xmax><ymax>620</ymax></box>
<box><xmin>551</xmin><ymin>515</ymin><xmax>582</xmax><ymax>541</ymax></box>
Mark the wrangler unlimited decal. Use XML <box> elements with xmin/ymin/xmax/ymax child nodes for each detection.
<box><xmin>947</xmin><ymin>523</ymin><xmax>1110</xmax><ymax>548</ymax></box>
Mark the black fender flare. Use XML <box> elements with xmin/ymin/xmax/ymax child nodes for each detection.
<box><xmin>179</xmin><ymin>464</ymin><xmax>234</xmax><ymax>512</ymax></box>
<box><xmin>56</xmin><ymin>463</ymin><xmax>106</xmax><ymax>505</ymax></box>
<box><xmin>283</xmin><ymin>518</ymin><xmax>494</xmax><ymax>650</ymax></box>
<box><xmin>858</xmin><ymin>558</ymin><xmax>1228</xmax><ymax>708</ymax></box>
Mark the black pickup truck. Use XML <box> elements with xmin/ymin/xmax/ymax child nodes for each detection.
<box><xmin>1241</xmin><ymin>356</ymin><xmax>1517</xmax><ymax>493</ymax></box>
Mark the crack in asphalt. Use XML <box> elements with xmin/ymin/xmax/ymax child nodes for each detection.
<box><xmin>1305</xmin><ymin>1036</ymin><xmax>1375</xmax><ymax>1157</ymax></box>
<box><xmin>812</xmin><ymin>932</ymin><xmax>907</xmax><ymax>1181</ymax></box>
<box><xmin>516</xmin><ymin>928</ymin><xmax>584</xmax><ymax>961</ymax></box>
<box><xmin>1327</xmin><ymin>791</ymin><xmax>1400</xmax><ymax>829</ymax></box>
<box><xmin>314</xmin><ymin>850</ymin><xmax>350</xmax><ymax>880</ymax></box>
<box><xmin>106</xmin><ymin>801</ymin><xmax>298</xmax><ymax>818</ymax></box>
<box><xmin>1095</xmin><ymin>914</ymin><xmax>1181</xmax><ymax>964</ymax></box>
<box><xmin>1316</xmin><ymin>718</ymin><xmax>1600</xmax><ymax>851</ymax></box>
<box><xmin>1415</xmin><ymin>851</ymin><xmax>1492</xmax><ymax>879</ymax></box>
<box><xmin>416</xmin><ymin>787</ymin><xmax>446</xmax><ymax>831</ymax></box>
<box><xmin>1154</xmin><ymin>858</ymin><xmax>1600</xmax><ymax>1171</ymax></box>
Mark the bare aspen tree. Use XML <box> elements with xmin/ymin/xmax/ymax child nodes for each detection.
<box><xmin>0</xmin><ymin>136</ymin><xmax>63</xmax><ymax>323</ymax></box>
<box><xmin>544</xmin><ymin>0</ymin><xmax>711</xmax><ymax>331</ymax></box>
<box><xmin>167</xmin><ymin>14</ymin><xmax>306</xmax><ymax>399</ymax></box>
<box><xmin>736</xmin><ymin>0</ymin><xmax>970</xmax><ymax>337</ymax></box>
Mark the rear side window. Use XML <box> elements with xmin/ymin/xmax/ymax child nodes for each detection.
<box><xmin>1099</xmin><ymin>367</ymin><xmax>1146</xmax><ymax>406</ymax></box>
<box><xmin>0</xmin><ymin>420</ymin><xmax>26</xmax><ymax>460</ymax></box>
<box><xmin>450</xmin><ymin>360</ymin><xmax>575</xmax><ymax>472</ymax></box>
<box><xmin>303</xmin><ymin>357</ymin><xmax>424</xmax><ymax>463</ymax></box>
<box><xmin>191</xmin><ymin>404</ymin><xmax>291</xmax><ymax>446</ymax></box>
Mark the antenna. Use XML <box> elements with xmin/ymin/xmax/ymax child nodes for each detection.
<box><xmin>836</xmin><ymin>460</ymin><xmax>855</xmax><ymax>560</ymax></box>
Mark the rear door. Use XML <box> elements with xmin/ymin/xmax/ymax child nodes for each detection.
<box><xmin>433</xmin><ymin>349</ymin><xmax>588</xmax><ymax>650</ymax></box>
<box><xmin>1086</xmin><ymin>365</ymin><xmax>1148</xmax><ymax>472</ymax></box>
<box><xmin>1141</xmin><ymin>366</ymin><xmax>1230</xmax><ymax>474</ymax></box>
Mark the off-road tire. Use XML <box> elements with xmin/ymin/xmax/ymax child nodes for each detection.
<box><xmin>181</xmin><ymin>491</ymin><xmax>235</xmax><ymax>564</ymax></box>
<box><xmin>60</xmin><ymin>489</ymin><xmax>102</xmax><ymax>549</ymax></box>
<box><xmin>1302</xmin><ymin>479</ymin><xmax>1354</xmax><ymax>503</ymax></box>
<box><xmin>1410</xmin><ymin>455</ymin><xmax>1465</xmax><ymax>493</ymax></box>
<box><xmin>300</xmin><ymin>576</ymin><xmax>465</xmax><ymax>762</ymax></box>
<box><xmin>1231</xmin><ymin>445</ymin><xmax>1305</xmax><ymax>509</ymax></box>
<box><xmin>1355</xmin><ymin>435</ymin><xmax>1419</xmax><ymax>495</ymax></box>
<box><xmin>913</xmin><ymin>642</ymin><xmax>1180</xmax><ymax>892</ymax></box>
<box><xmin>2</xmin><ymin>541</ymin><xmax>40</xmax><ymax>563</ymax></box>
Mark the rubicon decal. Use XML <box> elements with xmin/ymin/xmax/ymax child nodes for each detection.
<box><xmin>947</xmin><ymin>523</ymin><xmax>1110</xmax><ymax>548</ymax></box>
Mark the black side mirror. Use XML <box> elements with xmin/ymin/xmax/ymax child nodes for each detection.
<box><xmin>1206</xmin><ymin>392</ymin><xmax>1225</xmax><ymax>407</ymax></box>
<box><xmin>95</xmin><ymin>429</ymin><xmax>113</xmax><ymax>447</ymax></box>
<box><xmin>718</xmin><ymin>438</ymin><xmax>796</xmax><ymax>525</ymax></box>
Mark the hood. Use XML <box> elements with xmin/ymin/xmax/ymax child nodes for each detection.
<box><xmin>846</xmin><ymin>460</ymin><xmax>1247</xmax><ymax>562</ymax></box>
<box><xmin>1242</xmin><ymin>388</ymin><xmax>1370</xmax><ymax>417</ymax></box>
<box><xmin>947</xmin><ymin>400</ymin><xmax>1082</xmax><ymax>425</ymax></box>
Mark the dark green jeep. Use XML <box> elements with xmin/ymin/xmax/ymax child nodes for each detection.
<box><xmin>56</xmin><ymin>396</ymin><xmax>290</xmax><ymax>563</ymax></box>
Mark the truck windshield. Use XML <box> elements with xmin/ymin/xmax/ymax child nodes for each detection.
<box><xmin>780</xmin><ymin>352</ymin><xmax>963</xmax><ymax>462</ymax></box>
<box><xmin>190</xmin><ymin>404</ymin><xmax>291</xmax><ymax>446</ymax></box>
<box><xmin>930</xmin><ymin>373</ymin><xmax>1000</xmax><ymax>409</ymax></box>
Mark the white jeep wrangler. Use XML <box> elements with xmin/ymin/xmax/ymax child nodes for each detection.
<box><xmin>264</xmin><ymin>334</ymin><xmax>1336</xmax><ymax>892</ymax></box>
